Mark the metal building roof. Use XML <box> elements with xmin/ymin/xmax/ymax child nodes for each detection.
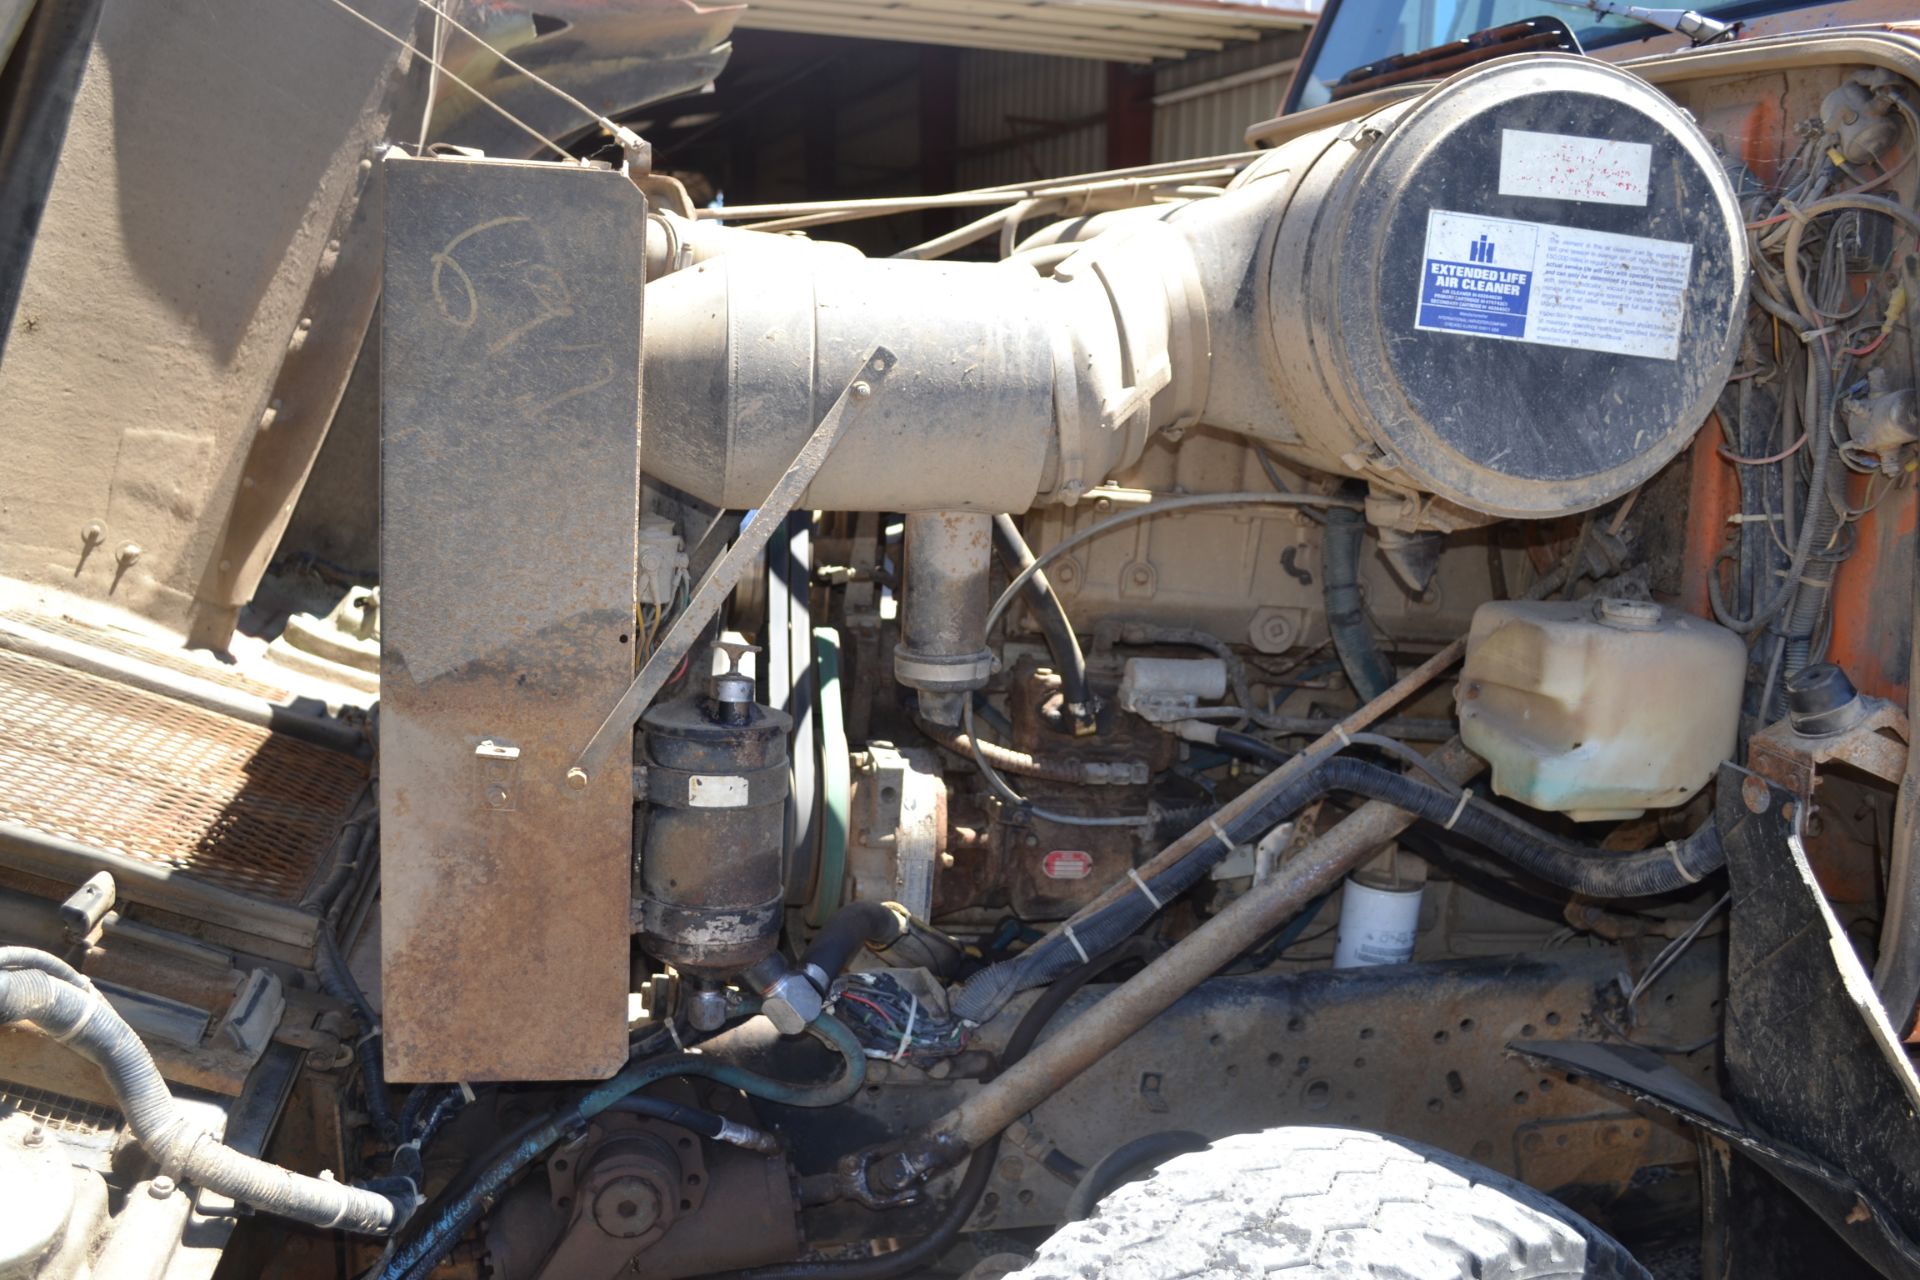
<box><xmin>733</xmin><ymin>0</ymin><xmax>1318</xmax><ymax>63</ymax></box>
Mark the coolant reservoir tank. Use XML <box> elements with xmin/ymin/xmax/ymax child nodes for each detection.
<box><xmin>1456</xmin><ymin>597</ymin><xmax>1743</xmax><ymax>822</ymax></box>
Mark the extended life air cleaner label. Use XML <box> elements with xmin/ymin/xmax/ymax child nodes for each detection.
<box><xmin>1414</xmin><ymin>209</ymin><xmax>1692</xmax><ymax>361</ymax></box>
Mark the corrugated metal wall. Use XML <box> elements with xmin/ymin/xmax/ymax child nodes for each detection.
<box><xmin>1151</xmin><ymin>32</ymin><xmax>1305</xmax><ymax>161</ymax></box>
<box><xmin>955</xmin><ymin>50</ymin><xmax>1107</xmax><ymax>189</ymax></box>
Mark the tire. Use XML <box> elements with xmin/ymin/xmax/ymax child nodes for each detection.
<box><xmin>1004</xmin><ymin>1126</ymin><xmax>1652</xmax><ymax>1280</ymax></box>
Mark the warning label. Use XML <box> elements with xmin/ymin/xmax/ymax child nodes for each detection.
<box><xmin>1414</xmin><ymin>209</ymin><xmax>1692</xmax><ymax>361</ymax></box>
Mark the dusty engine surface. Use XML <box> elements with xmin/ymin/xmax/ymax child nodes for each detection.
<box><xmin>7</xmin><ymin>11</ymin><xmax>1920</xmax><ymax>1280</ymax></box>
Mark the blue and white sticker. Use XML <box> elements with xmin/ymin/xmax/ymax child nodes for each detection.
<box><xmin>1414</xmin><ymin>209</ymin><xmax>1692</xmax><ymax>361</ymax></box>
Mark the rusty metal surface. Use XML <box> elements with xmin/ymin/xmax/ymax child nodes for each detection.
<box><xmin>1715</xmin><ymin>764</ymin><xmax>1920</xmax><ymax>1253</ymax></box>
<box><xmin>0</xmin><ymin>610</ymin><xmax>290</xmax><ymax>701</ymax></box>
<box><xmin>0</xmin><ymin>648</ymin><xmax>363</xmax><ymax>905</ymax></box>
<box><xmin>1747</xmin><ymin>698</ymin><xmax>1911</xmax><ymax>797</ymax></box>
<box><xmin>380</xmin><ymin>155</ymin><xmax>643</xmax><ymax>1082</ymax></box>
<box><xmin>782</xmin><ymin>942</ymin><xmax>1718</xmax><ymax>1243</ymax></box>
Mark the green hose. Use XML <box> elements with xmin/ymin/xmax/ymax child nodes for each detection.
<box><xmin>808</xmin><ymin>627</ymin><xmax>851</xmax><ymax>928</ymax></box>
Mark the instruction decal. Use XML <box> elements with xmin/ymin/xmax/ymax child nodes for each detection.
<box><xmin>1414</xmin><ymin>209</ymin><xmax>1692</xmax><ymax>361</ymax></box>
<box><xmin>1498</xmin><ymin>129</ymin><xmax>1651</xmax><ymax>206</ymax></box>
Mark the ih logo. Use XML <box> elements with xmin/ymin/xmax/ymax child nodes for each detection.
<box><xmin>1468</xmin><ymin>233</ymin><xmax>1496</xmax><ymax>263</ymax></box>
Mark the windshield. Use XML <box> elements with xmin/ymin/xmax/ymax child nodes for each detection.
<box><xmin>1294</xmin><ymin>0</ymin><xmax>1716</xmax><ymax>109</ymax></box>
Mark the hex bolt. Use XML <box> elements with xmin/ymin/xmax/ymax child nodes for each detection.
<box><xmin>149</xmin><ymin>1175</ymin><xmax>176</xmax><ymax>1198</ymax></box>
<box><xmin>485</xmin><ymin>784</ymin><xmax>510</xmax><ymax>809</ymax></box>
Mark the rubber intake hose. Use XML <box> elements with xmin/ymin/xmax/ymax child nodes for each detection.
<box><xmin>803</xmin><ymin>900</ymin><xmax>909</xmax><ymax>979</ymax></box>
<box><xmin>1322</xmin><ymin>504</ymin><xmax>1396</xmax><ymax>701</ymax></box>
<box><xmin>378</xmin><ymin>1011</ymin><xmax>868</xmax><ymax>1280</ymax></box>
<box><xmin>948</xmin><ymin>755</ymin><xmax>1724</xmax><ymax>1023</ymax></box>
<box><xmin>0</xmin><ymin>962</ymin><xmax>403</xmax><ymax>1234</ymax></box>
<box><xmin>991</xmin><ymin>514</ymin><xmax>1094</xmax><ymax>730</ymax></box>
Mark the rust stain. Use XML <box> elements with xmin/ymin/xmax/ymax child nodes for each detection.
<box><xmin>1676</xmin><ymin>414</ymin><xmax>1738</xmax><ymax>621</ymax></box>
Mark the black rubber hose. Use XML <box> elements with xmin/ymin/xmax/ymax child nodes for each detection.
<box><xmin>802</xmin><ymin>901</ymin><xmax>908</xmax><ymax>980</ymax></box>
<box><xmin>606</xmin><ymin>1094</ymin><xmax>744</xmax><ymax>1141</ymax></box>
<box><xmin>950</xmin><ymin>755</ymin><xmax>1724</xmax><ymax>1022</ymax></box>
<box><xmin>1063</xmin><ymin>1130</ymin><xmax>1210</xmax><ymax>1222</ymax></box>
<box><xmin>992</xmin><ymin>514</ymin><xmax>1094</xmax><ymax>730</ymax></box>
<box><xmin>0</xmin><ymin>964</ymin><xmax>402</xmax><ymax>1233</ymax></box>
<box><xmin>1322</xmin><ymin>504</ymin><xmax>1395</xmax><ymax>700</ymax></box>
<box><xmin>1214</xmin><ymin>729</ymin><xmax>1289</xmax><ymax>767</ymax></box>
<box><xmin>727</xmin><ymin>943</ymin><xmax>1155</xmax><ymax>1280</ymax></box>
<box><xmin>314</xmin><ymin>929</ymin><xmax>400</xmax><ymax>1144</ymax></box>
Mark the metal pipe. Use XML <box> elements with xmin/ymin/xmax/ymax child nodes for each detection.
<box><xmin>896</xmin><ymin>512</ymin><xmax>994</xmax><ymax>725</ymax></box>
<box><xmin>885</xmin><ymin>738</ymin><xmax>1485</xmax><ymax>1180</ymax></box>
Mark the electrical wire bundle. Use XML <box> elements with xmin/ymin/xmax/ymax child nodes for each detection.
<box><xmin>1711</xmin><ymin>91</ymin><xmax>1920</xmax><ymax>726</ymax></box>
<box><xmin>829</xmin><ymin>970</ymin><xmax>970</xmax><ymax>1066</ymax></box>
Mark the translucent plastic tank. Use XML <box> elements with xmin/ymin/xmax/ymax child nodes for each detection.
<box><xmin>1456</xmin><ymin>597</ymin><xmax>1745</xmax><ymax>822</ymax></box>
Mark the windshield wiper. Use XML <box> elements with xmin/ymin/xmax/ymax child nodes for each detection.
<box><xmin>1542</xmin><ymin>0</ymin><xmax>1737</xmax><ymax>46</ymax></box>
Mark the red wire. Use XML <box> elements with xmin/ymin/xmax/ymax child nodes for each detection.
<box><xmin>1850</xmin><ymin>328</ymin><xmax>1892</xmax><ymax>357</ymax></box>
<box><xmin>838</xmin><ymin>991</ymin><xmax>895</xmax><ymax>1026</ymax></box>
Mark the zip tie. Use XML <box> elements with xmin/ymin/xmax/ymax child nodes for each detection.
<box><xmin>1206</xmin><ymin>814</ymin><xmax>1235</xmax><ymax>849</ymax></box>
<box><xmin>892</xmin><ymin>992</ymin><xmax>919</xmax><ymax>1063</ymax></box>
<box><xmin>1667</xmin><ymin>840</ymin><xmax>1702</xmax><ymax>885</ymax></box>
<box><xmin>457</xmin><ymin>1081</ymin><xmax>476</xmax><ymax>1104</ymax></box>
<box><xmin>1062</xmin><ymin>923</ymin><xmax>1091</xmax><ymax>964</ymax></box>
<box><xmin>665</xmin><ymin>1020</ymin><xmax>685</xmax><ymax>1051</ymax></box>
<box><xmin>1442</xmin><ymin>789</ymin><xmax>1472</xmax><ymax>831</ymax></box>
<box><xmin>1128</xmin><ymin>867</ymin><xmax>1163</xmax><ymax>910</ymax></box>
<box><xmin>50</xmin><ymin>998</ymin><xmax>97</xmax><ymax>1044</ymax></box>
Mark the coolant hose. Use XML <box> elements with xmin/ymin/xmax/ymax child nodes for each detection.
<box><xmin>992</xmin><ymin>514</ymin><xmax>1095</xmax><ymax>731</ymax></box>
<box><xmin>1323</xmin><ymin>504</ymin><xmax>1395</xmax><ymax>700</ymax></box>
<box><xmin>379</xmin><ymin>1011</ymin><xmax>868</xmax><ymax>1280</ymax></box>
<box><xmin>947</xmin><ymin>755</ymin><xmax>1724</xmax><ymax>1023</ymax></box>
<box><xmin>803</xmin><ymin>900</ymin><xmax>909</xmax><ymax>979</ymax></box>
<box><xmin>0</xmin><ymin>962</ymin><xmax>404</xmax><ymax>1234</ymax></box>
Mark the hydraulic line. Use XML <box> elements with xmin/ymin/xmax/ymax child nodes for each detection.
<box><xmin>866</xmin><ymin>741</ymin><xmax>1489</xmax><ymax>1195</ymax></box>
<box><xmin>378</xmin><ymin>1011</ymin><xmax>867</xmax><ymax>1280</ymax></box>
<box><xmin>0</xmin><ymin>960</ymin><xmax>404</xmax><ymax>1235</ymax></box>
<box><xmin>992</xmin><ymin>514</ymin><xmax>1094</xmax><ymax>733</ymax></box>
<box><xmin>732</xmin><ymin>942</ymin><xmax>1157</xmax><ymax>1280</ymax></box>
<box><xmin>949</xmin><ymin>747</ymin><xmax>1724</xmax><ymax>1022</ymax></box>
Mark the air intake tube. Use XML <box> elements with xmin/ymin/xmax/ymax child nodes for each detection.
<box><xmin>640</xmin><ymin>56</ymin><xmax>1745</xmax><ymax>524</ymax></box>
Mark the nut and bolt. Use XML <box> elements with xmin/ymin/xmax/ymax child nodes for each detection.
<box><xmin>484</xmin><ymin>784</ymin><xmax>511</xmax><ymax>809</ymax></box>
<box><xmin>21</xmin><ymin>1125</ymin><xmax>45</xmax><ymax>1148</ymax></box>
<box><xmin>851</xmin><ymin>381</ymin><xmax>872</xmax><ymax>400</ymax></box>
<box><xmin>593</xmin><ymin>1177</ymin><xmax>664</xmax><ymax>1238</ymax></box>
